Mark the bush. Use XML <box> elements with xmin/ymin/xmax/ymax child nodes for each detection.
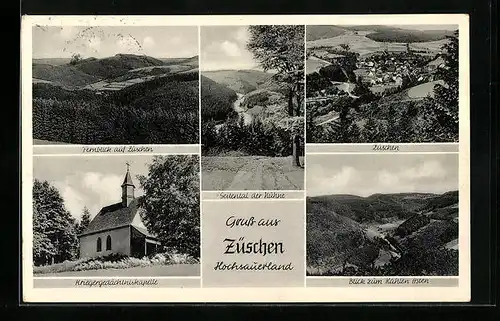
<box><xmin>33</xmin><ymin>251</ymin><xmax>199</xmax><ymax>274</ymax></box>
<box><xmin>201</xmin><ymin>118</ymin><xmax>296</xmax><ymax>157</ymax></box>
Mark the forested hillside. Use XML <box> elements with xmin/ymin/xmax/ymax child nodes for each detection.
<box><xmin>32</xmin><ymin>54</ymin><xmax>200</xmax><ymax>144</ymax></box>
<box><xmin>201</xmin><ymin>75</ymin><xmax>238</xmax><ymax>122</ymax></box>
<box><xmin>33</xmin><ymin>72</ymin><xmax>199</xmax><ymax>144</ymax></box>
<box><xmin>307</xmin><ymin>191</ymin><xmax>459</xmax><ymax>276</ymax></box>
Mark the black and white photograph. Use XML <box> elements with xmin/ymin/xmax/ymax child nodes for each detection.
<box><xmin>305</xmin><ymin>25</ymin><xmax>459</xmax><ymax>143</ymax></box>
<box><xmin>306</xmin><ymin>153</ymin><xmax>459</xmax><ymax>276</ymax></box>
<box><xmin>200</xmin><ymin>25</ymin><xmax>305</xmax><ymax>190</ymax></box>
<box><xmin>32</xmin><ymin>26</ymin><xmax>199</xmax><ymax>145</ymax></box>
<box><xmin>32</xmin><ymin>155</ymin><xmax>200</xmax><ymax>277</ymax></box>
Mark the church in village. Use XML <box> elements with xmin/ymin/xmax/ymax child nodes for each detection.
<box><xmin>78</xmin><ymin>164</ymin><xmax>161</xmax><ymax>258</ymax></box>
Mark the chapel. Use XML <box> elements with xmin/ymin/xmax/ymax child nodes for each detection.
<box><xmin>78</xmin><ymin>164</ymin><xmax>160</xmax><ymax>258</ymax></box>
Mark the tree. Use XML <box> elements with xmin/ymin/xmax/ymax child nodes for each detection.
<box><xmin>77</xmin><ymin>206</ymin><xmax>91</xmax><ymax>235</ymax></box>
<box><xmin>348</xmin><ymin>122</ymin><xmax>362</xmax><ymax>143</ymax></box>
<box><xmin>247</xmin><ymin>25</ymin><xmax>304</xmax><ymax>117</ymax></box>
<box><xmin>423</xmin><ymin>30</ymin><xmax>459</xmax><ymax>141</ymax></box>
<box><xmin>69</xmin><ymin>53</ymin><xmax>82</xmax><ymax>65</ymax></box>
<box><xmin>33</xmin><ymin>179</ymin><xmax>78</xmax><ymax>265</ymax></box>
<box><xmin>406</xmin><ymin>43</ymin><xmax>412</xmax><ymax>54</ymax></box>
<box><xmin>247</xmin><ymin>25</ymin><xmax>305</xmax><ymax>166</ymax></box>
<box><xmin>330</xmin><ymin>96</ymin><xmax>356</xmax><ymax>143</ymax></box>
<box><xmin>339</xmin><ymin>43</ymin><xmax>350</xmax><ymax>53</ymax></box>
<box><xmin>138</xmin><ymin>155</ymin><xmax>200</xmax><ymax>258</ymax></box>
<box><xmin>33</xmin><ymin>206</ymin><xmax>56</xmax><ymax>266</ymax></box>
<box><xmin>401</xmin><ymin>74</ymin><xmax>412</xmax><ymax>89</ymax></box>
<box><xmin>306</xmin><ymin>102</ymin><xmax>326</xmax><ymax>143</ymax></box>
<box><xmin>361</xmin><ymin>117</ymin><xmax>379</xmax><ymax>142</ymax></box>
<box><xmin>353</xmin><ymin>76</ymin><xmax>376</xmax><ymax>103</ymax></box>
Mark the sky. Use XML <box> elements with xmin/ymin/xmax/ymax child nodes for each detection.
<box><xmin>390</xmin><ymin>25</ymin><xmax>458</xmax><ymax>31</ymax></box>
<box><xmin>339</xmin><ymin>24</ymin><xmax>458</xmax><ymax>31</ymax></box>
<box><xmin>32</xmin><ymin>26</ymin><xmax>198</xmax><ymax>59</ymax></box>
<box><xmin>306</xmin><ymin>153</ymin><xmax>458</xmax><ymax>197</ymax></box>
<box><xmin>33</xmin><ymin>155</ymin><xmax>155</xmax><ymax>221</ymax></box>
<box><xmin>200</xmin><ymin>26</ymin><xmax>261</xmax><ymax>71</ymax></box>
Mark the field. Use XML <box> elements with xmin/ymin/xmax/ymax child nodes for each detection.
<box><xmin>306</xmin><ymin>25</ymin><xmax>454</xmax><ymax>43</ymax></box>
<box><xmin>306</xmin><ymin>56</ymin><xmax>332</xmax><ymax>75</ymax></box>
<box><xmin>306</xmin><ymin>25</ymin><xmax>348</xmax><ymax>41</ymax></box>
<box><xmin>33</xmin><ymin>139</ymin><xmax>70</xmax><ymax>145</ymax></box>
<box><xmin>202</xmin><ymin>156</ymin><xmax>304</xmax><ymax>190</ymax></box>
<box><xmin>307</xmin><ymin>191</ymin><xmax>459</xmax><ymax>276</ymax></box>
<box><xmin>33</xmin><ymin>58</ymin><xmax>72</xmax><ymax>66</ymax></box>
<box><xmin>307</xmin><ymin>29</ymin><xmax>448</xmax><ymax>57</ymax></box>
<box><xmin>406</xmin><ymin>80</ymin><xmax>445</xmax><ymax>98</ymax></box>
<box><xmin>32</xmin><ymin>63</ymin><xmax>100</xmax><ymax>87</ymax></box>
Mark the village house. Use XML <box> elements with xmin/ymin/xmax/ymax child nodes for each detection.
<box><xmin>78</xmin><ymin>164</ymin><xmax>161</xmax><ymax>258</ymax></box>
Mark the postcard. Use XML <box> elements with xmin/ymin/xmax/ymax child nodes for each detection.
<box><xmin>21</xmin><ymin>14</ymin><xmax>470</xmax><ymax>302</ymax></box>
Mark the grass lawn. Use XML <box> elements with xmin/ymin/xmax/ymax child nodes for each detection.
<box><xmin>35</xmin><ymin>264</ymin><xmax>200</xmax><ymax>277</ymax></box>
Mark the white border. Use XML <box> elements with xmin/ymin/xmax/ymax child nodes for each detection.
<box><xmin>22</xmin><ymin>14</ymin><xmax>470</xmax><ymax>303</ymax></box>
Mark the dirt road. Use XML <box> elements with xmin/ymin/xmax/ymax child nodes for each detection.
<box><xmin>233</xmin><ymin>93</ymin><xmax>252</xmax><ymax>125</ymax></box>
<box><xmin>34</xmin><ymin>264</ymin><xmax>200</xmax><ymax>277</ymax></box>
<box><xmin>202</xmin><ymin>156</ymin><xmax>304</xmax><ymax>190</ymax></box>
<box><xmin>214</xmin><ymin>93</ymin><xmax>251</xmax><ymax>132</ymax></box>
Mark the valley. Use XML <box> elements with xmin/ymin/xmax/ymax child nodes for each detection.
<box><xmin>306</xmin><ymin>191</ymin><xmax>459</xmax><ymax>276</ymax></box>
<box><xmin>201</xmin><ymin>68</ymin><xmax>304</xmax><ymax>158</ymax></box>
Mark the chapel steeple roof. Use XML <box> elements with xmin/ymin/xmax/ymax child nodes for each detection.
<box><xmin>121</xmin><ymin>162</ymin><xmax>135</xmax><ymax>187</ymax></box>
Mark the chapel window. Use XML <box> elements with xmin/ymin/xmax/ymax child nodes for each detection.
<box><xmin>96</xmin><ymin>237</ymin><xmax>102</xmax><ymax>252</ymax></box>
<box><xmin>106</xmin><ymin>235</ymin><xmax>112</xmax><ymax>251</ymax></box>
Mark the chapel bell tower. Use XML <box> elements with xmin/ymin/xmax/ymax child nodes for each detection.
<box><xmin>121</xmin><ymin>162</ymin><xmax>135</xmax><ymax>207</ymax></box>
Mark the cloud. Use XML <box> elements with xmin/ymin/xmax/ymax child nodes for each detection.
<box><xmin>220</xmin><ymin>40</ymin><xmax>241</xmax><ymax>57</ymax></box>
<box><xmin>54</xmin><ymin>183</ymin><xmax>85</xmax><ymax>220</ymax></box>
<box><xmin>88</xmin><ymin>37</ymin><xmax>102</xmax><ymax>50</ymax></box>
<box><xmin>234</xmin><ymin>27</ymin><xmax>249</xmax><ymax>43</ymax></box>
<box><xmin>59</xmin><ymin>27</ymin><xmax>76</xmax><ymax>39</ymax></box>
<box><xmin>401</xmin><ymin>160</ymin><xmax>446</xmax><ymax>179</ymax></box>
<box><xmin>378</xmin><ymin>170</ymin><xmax>400</xmax><ymax>186</ymax></box>
<box><xmin>170</xmin><ymin>36</ymin><xmax>182</xmax><ymax>45</ymax></box>
<box><xmin>308</xmin><ymin>165</ymin><xmax>359</xmax><ymax>196</ymax></box>
<box><xmin>143</xmin><ymin>36</ymin><xmax>155</xmax><ymax>48</ymax></box>
<box><xmin>331</xmin><ymin>166</ymin><xmax>357</xmax><ymax>188</ymax></box>
<box><xmin>82</xmin><ymin>172</ymin><xmax>122</xmax><ymax>206</ymax></box>
<box><xmin>117</xmin><ymin>35</ymin><xmax>134</xmax><ymax>48</ymax></box>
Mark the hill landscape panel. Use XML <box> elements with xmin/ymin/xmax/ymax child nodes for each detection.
<box><xmin>200</xmin><ymin>69</ymin><xmax>304</xmax><ymax>190</ymax></box>
<box><xmin>307</xmin><ymin>191</ymin><xmax>459</xmax><ymax>276</ymax></box>
<box><xmin>32</xmin><ymin>53</ymin><xmax>199</xmax><ymax>144</ymax></box>
<box><xmin>200</xmin><ymin>25</ymin><xmax>305</xmax><ymax>191</ymax></box>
